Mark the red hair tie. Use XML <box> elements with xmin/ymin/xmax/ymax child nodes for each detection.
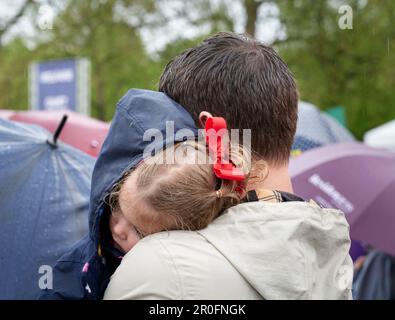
<box><xmin>204</xmin><ymin>117</ymin><xmax>246</xmax><ymax>182</ymax></box>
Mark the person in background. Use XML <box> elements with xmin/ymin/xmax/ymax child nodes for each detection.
<box><xmin>353</xmin><ymin>248</ymin><xmax>395</xmax><ymax>300</ymax></box>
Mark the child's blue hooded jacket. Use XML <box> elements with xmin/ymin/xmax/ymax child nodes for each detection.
<box><xmin>39</xmin><ymin>89</ymin><xmax>197</xmax><ymax>299</ymax></box>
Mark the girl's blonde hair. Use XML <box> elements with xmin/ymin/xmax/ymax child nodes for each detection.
<box><xmin>109</xmin><ymin>140</ymin><xmax>251</xmax><ymax>231</ymax></box>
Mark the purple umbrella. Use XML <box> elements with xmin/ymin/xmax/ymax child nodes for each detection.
<box><xmin>290</xmin><ymin>143</ymin><xmax>395</xmax><ymax>256</ymax></box>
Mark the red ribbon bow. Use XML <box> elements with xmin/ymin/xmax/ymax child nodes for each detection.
<box><xmin>204</xmin><ymin>117</ymin><xmax>246</xmax><ymax>181</ymax></box>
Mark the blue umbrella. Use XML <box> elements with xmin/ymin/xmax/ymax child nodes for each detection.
<box><xmin>0</xmin><ymin>117</ymin><xmax>95</xmax><ymax>299</ymax></box>
<box><xmin>292</xmin><ymin>136</ymin><xmax>323</xmax><ymax>152</ymax></box>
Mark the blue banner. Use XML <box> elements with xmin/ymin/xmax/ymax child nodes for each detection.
<box><xmin>30</xmin><ymin>58</ymin><xmax>90</xmax><ymax>114</ymax></box>
<box><xmin>34</xmin><ymin>59</ymin><xmax>76</xmax><ymax>111</ymax></box>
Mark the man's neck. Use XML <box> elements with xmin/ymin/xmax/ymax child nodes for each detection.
<box><xmin>246</xmin><ymin>162</ymin><xmax>294</xmax><ymax>194</ymax></box>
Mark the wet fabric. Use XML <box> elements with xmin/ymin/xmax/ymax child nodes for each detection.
<box><xmin>0</xmin><ymin>119</ymin><xmax>94</xmax><ymax>299</ymax></box>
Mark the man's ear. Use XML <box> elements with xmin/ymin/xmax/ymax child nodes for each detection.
<box><xmin>198</xmin><ymin>111</ymin><xmax>213</xmax><ymax>128</ymax></box>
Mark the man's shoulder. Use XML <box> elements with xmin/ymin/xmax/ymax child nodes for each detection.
<box><xmin>131</xmin><ymin>230</ymin><xmax>213</xmax><ymax>258</ymax></box>
<box><xmin>105</xmin><ymin>232</ymin><xmax>192</xmax><ymax>299</ymax></box>
<box><xmin>105</xmin><ymin>230</ymin><xmax>245</xmax><ymax>300</ymax></box>
<box><xmin>119</xmin><ymin>230</ymin><xmax>228</xmax><ymax>278</ymax></box>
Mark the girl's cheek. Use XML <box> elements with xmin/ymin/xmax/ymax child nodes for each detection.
<box><xmin>124</xmin><ymin>232</ymin><xmax>141</xmax><ymax>252</ymax></box>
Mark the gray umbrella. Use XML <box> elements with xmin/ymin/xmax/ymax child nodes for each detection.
<box><xmin>292</xmin><ymin>101</ymin><xmax>355</xmax><ymax>152</ymax></box>
<box><xmin>0</xmin><ymin>118</ymin><xmax>94</xmax><ymax>299</ymax></box>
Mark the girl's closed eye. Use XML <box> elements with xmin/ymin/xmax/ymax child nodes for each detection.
<box><xmin>132</xmin><ymin>225</ymin><xmax>146</xmax><ymax>239</ymax></box>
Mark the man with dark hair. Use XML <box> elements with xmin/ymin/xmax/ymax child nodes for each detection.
<box><xmin>159</xmin><ymin>32</ymin><xmax>299</xmax><ymax>165</ymax></box>
<box><xmin>104</xmin><ymin>32</ymin><xmax>353</xmax><ymax>300</ymax></box>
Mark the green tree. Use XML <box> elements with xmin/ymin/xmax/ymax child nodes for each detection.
<box><xmin>0</xmin><ymin>38</ymin><xmax>31</xmax><ymax>109</ymax></box>
<box><xmin>35</xmin><ymin>0</ymin><xmax>162</xmax><ymax>120</ymax></box>
<box><xmin>274</xmin><ymin>0</ymin><xmax>395</xmax><ymax>139</ymax></box>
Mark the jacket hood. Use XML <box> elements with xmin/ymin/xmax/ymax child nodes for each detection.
<box><xmin>89</xmin><ymin>89</ymin><xmax>198</xmax><ymax>244</ymax></box>
<box><xmin>198</xmin><ymin>201</ymin><xmax>354</xmax><ymax>299</ymax></box>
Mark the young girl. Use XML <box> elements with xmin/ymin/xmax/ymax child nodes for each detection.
<box><xmin>104</xmin><ymin>118</ymin><xmax>353</xmax><ymax>300</ymax></box>
<box><xmin>108</xmin><ymin>138</ymin><xmax>251</xmax><ymax>254</ymax></box>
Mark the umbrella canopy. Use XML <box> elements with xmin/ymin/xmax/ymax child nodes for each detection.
<box><xmin>0</xmin><ymin>109</ymin><xmax>15</xmax><ymax>119</ymax></box>
<box><xmin>364</xmin><ymin>119</ymin><xmax>395</xmax><ymax>153</ymax></box>
<box><xmin>10</xmin><ymin>110</ymin><xmax>110</xmax><ymax>157</ymax></box>
<box><xmin>292</xmin><ymin>101</ymin><xmax>355</xmax><ymax>153</ymax></box>
<box><xmin>0</xmin><ymin>119</ymin><xmax>94</xmax><ymax>299</ymax></box>
<box><xmin>292</xmin><ymin>136</ymin><xmax>323</xmax><ymax>153</ymax></box>
<box><xmin>290</xmin><ymin>143</ymin><xmax>395</xmax><ymax>257</ymax></box>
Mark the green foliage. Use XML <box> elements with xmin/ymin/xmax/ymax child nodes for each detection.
<box><xmin>157</xmin><ymin>36</ymin><xmax>208</xmax><ymax>68</ymax></box>
<box><xmin>0</xmin><ymin>38</ymin><xmax>30</xmax><ymax>110</ymax></box>
<box><xmin>275</xmin><ymin>0</ymin><xmax>395</xmax><ymax>139</ymax></box>
<box><xmin>0</xmin><ymin>0</ymin><xmax>163</xmax><ymax>121</ymax></box>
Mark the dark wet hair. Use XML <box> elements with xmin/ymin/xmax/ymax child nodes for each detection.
<box><xmin>159</xmin><ymin>32</ymin><xmax>299</xmax><ymax>165</ymax></box>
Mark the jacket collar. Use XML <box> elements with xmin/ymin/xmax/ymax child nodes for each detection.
<box><xmin>244</xmin><ymin>189</ymin><xmax>305</xmax><ymax>203</ymax></box>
